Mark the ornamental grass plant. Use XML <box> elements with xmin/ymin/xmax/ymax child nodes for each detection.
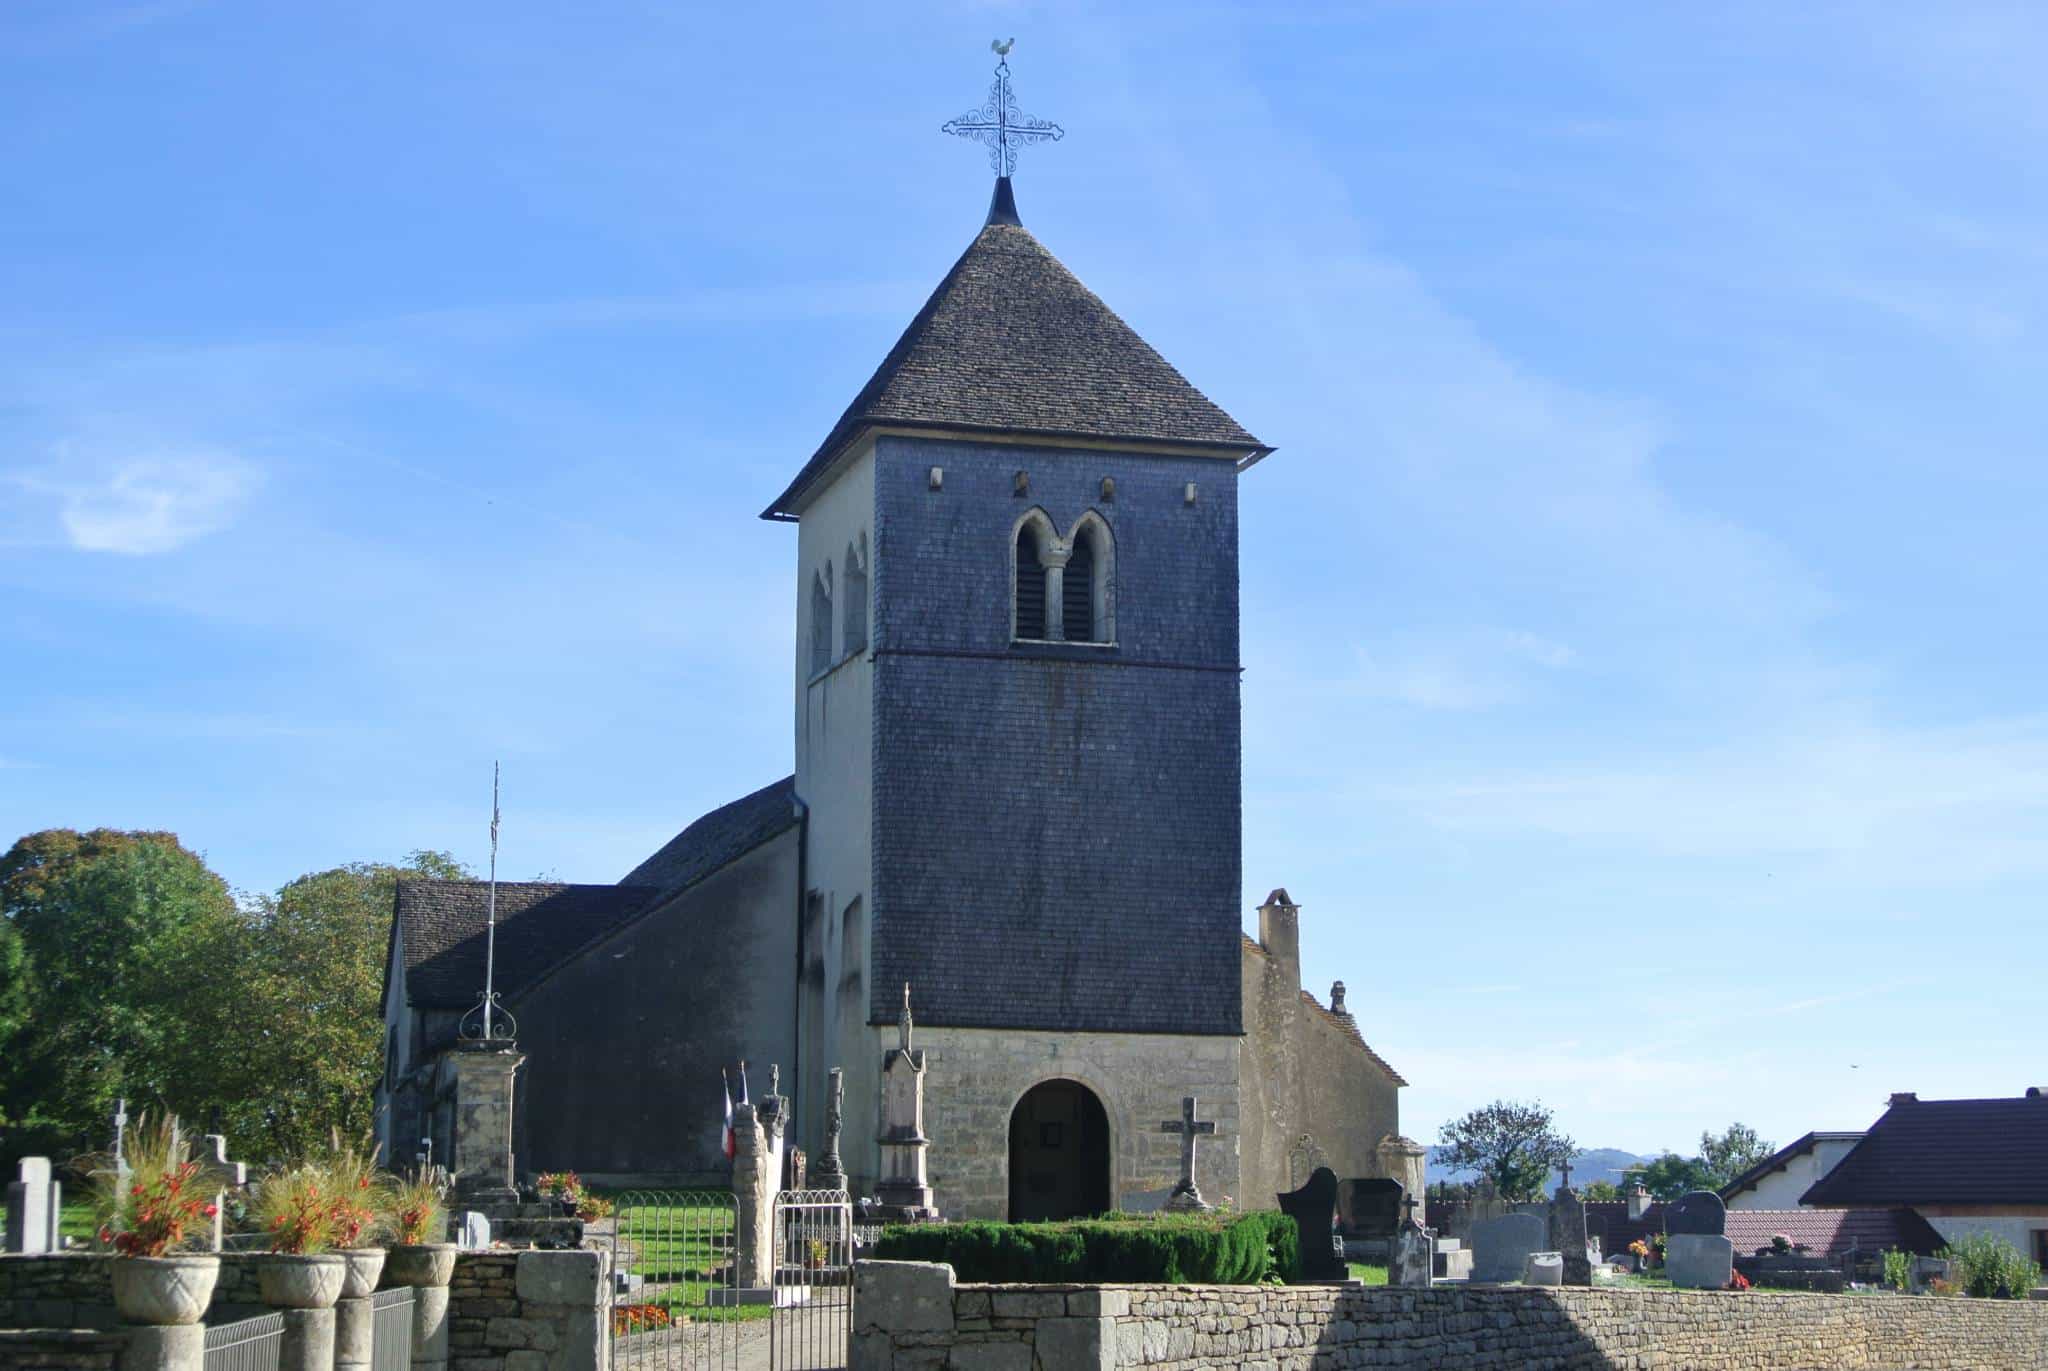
<box><xmin>388</xmin><ymin>1172</ymin><xmax>446</xmax><ymax>1247</ymax></box>
<box><xmin>255</xmin><ymin>1163</ymin><xmax>338</xmax><ymax>1255</ymax></box>
<box><xmin>319</xmin><ymin>1134</ymin><xmax>388</xmax><ymax>1249</ymax></box>
<box><xmin>82</xmin><ymin>1113</ymin><xmax>219</xmax><ymax>1257</ymax></box>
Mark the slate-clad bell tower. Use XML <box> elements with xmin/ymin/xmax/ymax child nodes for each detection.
<box><xmin>765</xmin><ymin>174</ymin><xmax>1272</xmax><ymax>1218</ymax></box>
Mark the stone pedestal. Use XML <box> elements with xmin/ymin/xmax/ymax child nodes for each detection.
<box><xmin>334</xmin><ymin>1298</ymin><xmax>372</xmax><ymax>1371</ymax></box>
<box><xmin>448</xmin><ymin>1044</ymin><xmax>524</xmax><ymax>1206</ymax></box>
<box><xmin>411</xmin><ymin>1286</ymin><xmax>450</xmax><ymax>1371</ymax></box>
<box><xmin>874</xmin><ymin>987</ymin><xmax>936</xmax><ymax>1220</ymax></box>
<box><xmin>122</xmin><ymin>1324</ymin><xmax>204</xmax><ymax>1371</ymax></box>
<box><xmin>280</xmin><ymin>1307</ymin><xmax>336</xmax><ymax>1371</ymax></box>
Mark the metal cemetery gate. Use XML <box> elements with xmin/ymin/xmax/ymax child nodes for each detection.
<box><xmin>769</xmin><ymin>1189</ymin><xmax>853</xmax><ymax>1371</ymax></box>
<box><xmin>370</xmin><ymin>1286</ymin><xmax>416</xmax><ymax>1371</ymax></box>
<box><xmin>202</xmin><ymin>1311</ymin><xmax>284</xmax><ymax>1371</ymax></box>
<box><xmin>609</xmin><ymin>1190</ymin><xmax>741</xmax><ymax>1371</ymax></box>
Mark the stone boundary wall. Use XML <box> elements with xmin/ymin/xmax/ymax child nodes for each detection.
<box><xmin>0</xmin><ymin>1329</ymin><xmax>126</xmax><ymax>1371</ymax></box>
<box><xmin>852</xmin><ymin>1261</ymin><xmax>2048</xmax><ymax>1370</ymax></box>
<box><xmin>0</xmin><ymin>1254</ymin><xmax>268</xmax><ymax>1331</ymax></box>
<box><xmin>447</xmin><ymin>1250</ymin><xmax>610</xmax><ymax>1371</ymax></box>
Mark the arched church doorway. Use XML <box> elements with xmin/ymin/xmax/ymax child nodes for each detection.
<box><xmin>1008</xmin><ymin>1079</ymin><xmax>1111</xmax><ymax>1221</ymax></box>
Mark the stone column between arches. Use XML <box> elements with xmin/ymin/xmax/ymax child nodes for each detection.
<box><xmin>899</xmin><ymin>1026</ymin><xmax>1241</xmax><ymax>1220</ymax></box>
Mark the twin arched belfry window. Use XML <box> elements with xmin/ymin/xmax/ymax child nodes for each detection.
<box><xmin>1014</xmin><ymin>511</ymin><xmax>1114</xmax><ymax>644</ymax></box>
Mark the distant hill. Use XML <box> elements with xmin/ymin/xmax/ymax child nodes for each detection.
<box><xmin>1425</xmin><ymin>1145</ymin><xmax>1650</xmax><ymax>1190</ymax></box>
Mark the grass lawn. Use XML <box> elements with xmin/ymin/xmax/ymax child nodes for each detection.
<box><xmin>608</xmin><ymin>1199</ymin><xmax>769</xmax><ymax>1324</ymax></box>
<box><xmin>59</xmin><ymin>1197</ymin><xmax>97</xmax><ymax>1243</ymax></box>
<box><xmin>1346</xmin><ymin>1262</ymin><xmax>1388</xmax><ymax>1285</ymax></box>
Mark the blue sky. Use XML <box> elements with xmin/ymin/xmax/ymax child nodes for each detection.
<box><xmin>4</xmin><ymin>2</ymin><xmax>2044</xmax><ymax>1157</ymax></box>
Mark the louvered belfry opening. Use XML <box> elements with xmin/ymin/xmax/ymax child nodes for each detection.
<box><xmin>809</xmin><ymin>570</ymin><xmax>832</xmax><ymax>674</ymax></box>
<box><xmin>1015</xmin><ymin>526</ymin><xmax>1047</xmax><ymax>639</ymax></box>
<box><xmin>1063</xmin><ymin>527</ymin><xmax>1096</xmax><ymax>642</ymax></box>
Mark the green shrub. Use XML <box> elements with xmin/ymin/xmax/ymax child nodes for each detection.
<box><xmin>872</xmin><ymin>1210</ymin><xmax>1300</xmax><ymax>1285</ymax></box>
<box><xmin>1881</xmin><ymin>1248</ymin><xmax>1912</xmax><ymax>1292</ymax></box>
<box><xmin>1937</xmin><ymin>1232</ymin><xmax>2042</xmax><ymax>1300</ymax></box>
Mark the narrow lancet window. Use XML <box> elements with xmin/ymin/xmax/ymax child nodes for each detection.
<box><xmin>1015</xmin><ymin>524</ymin><xmax>1047</xmax><ymax>639</ymax></box>
<box><xmin>810</xmin><ymin>566</ymin><xmax>833</xmax><ymax>675</ymax></box>
<box><xmin>844</xmin><ymin>536</ymin><xmax>869</xmax><ymax>656</ymax></box>
<box><xmin>1063</xmin><ymin>525</ymin><xmax>1096</xmax><ymax>642</ymax></box>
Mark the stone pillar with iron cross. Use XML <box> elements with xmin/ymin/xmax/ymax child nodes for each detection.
<box><xmin>1159</xmin><ymin>1097</ymin><xmax>1216</xmax><ymax>1212</ymax></box>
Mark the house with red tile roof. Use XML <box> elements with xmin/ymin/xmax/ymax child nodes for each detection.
<box><xmin>1801</xmin><ymin>1089</ymin><xmax>2048</xmax><ymax>1267</ymax></box>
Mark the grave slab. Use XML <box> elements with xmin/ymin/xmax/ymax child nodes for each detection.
<box><xmin>1666</xmin><ymin>1233</ymin><xmax>1736</xmax><ymax>1290</ymax></box>
<box><xmin>1469</xmin><ymin>1212</ymin><xmax>1545</xmax><ymax>1284</ymax></box>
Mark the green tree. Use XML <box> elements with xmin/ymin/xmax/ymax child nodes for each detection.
<box><xmin>1581</xmin><ymin>1180</ymin><xmax>1622</xmax><ymax>1201</ymax></box>
<box><xmin>1697</xmin><ymin>1123</ymin><xmax>1774</xmax><ymax>1186</ymax></box>
<box><xmin>1436</xmin><ymin>1100</ymin><xmax>1577</xmax><ymax>1203</ymax></box>
<box><xmin>210</xmin><ymin>852</ymin><xmax>468</xmax><ymax>1158</ymax></box>
<box><xmin>0</xmin><ymin>829</ymin><xmax>238</xmax><ymax>1156</ymax></box>
<box><xmin>1638</xmin><ymin>1151</ymin><xmax>1715</xmax><ymax>1200</ymax></box>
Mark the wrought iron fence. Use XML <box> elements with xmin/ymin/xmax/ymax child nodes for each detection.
<box><xmin>609</xmin><ymin>1190</ymin><xmax>742</xmax><ymax>1371</ymax></box>
<box><xmin>770</xmin><ymin>1189</ymin><xmax>852</xmax><ymax>1371</ymax></box>
<box><xmin>370</xmin><ymin>1286</ymin><xmax>416</xmax><ymax>1371</ymax></box>
<box><xmin>202</xmin><ymin>1311</ymin><xmax>285</xmax><ymax>1371</ymax></box>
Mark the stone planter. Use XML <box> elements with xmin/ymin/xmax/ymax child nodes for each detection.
<box><xmin>339</xmin><ymin>1249</ymin><xmax>387</xmax><ymax>1299</ymax></box>
<box><xmin>109</xmin><ymin>1254</ymin><xmax>221</xmax><ymax>1326</ymax></box>
<box><xmin>257</xmin><ymin>1253</ymin><xmax>348</xmax><ymax>1309</ymax></box>
<box><xmin>383</xmin><ymin>1243</ymin><xmax>458</xmax><ymax>1288</ymax></box>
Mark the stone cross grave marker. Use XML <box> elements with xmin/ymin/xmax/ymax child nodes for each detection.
<box><xmin>1159</xmin><ymin>1096</ymin><xmax>1215</xmax><ymax>1212</ymax></box>
<box><xmin>5</xmin><ymin>1157</ymin><xmax>61</xmax><ymax>1254</ymax></box>
<box><xmin>1276</xmin><ymin>1166</ymin><xmax>1345</xmax><ymax>1281</ymax></box>
<box><xmin>1549</xmin><ymin>1186</ymin><xmax>1591</xmax><ymax>1285</ymax></box>
<box><xmin>193</xmin><ymin>1135</ymin><xmax>247</xmax><ymax>1252</ymax></box>
<box><xmin>1391</xmin><ymin>1198</ymin><xmax>1433</xmax><ymax>1289</ymax></box>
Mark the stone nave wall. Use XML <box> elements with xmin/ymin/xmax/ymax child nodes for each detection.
<box><xmin>851</xmin><ymin>1261</ymin><xmax>2048</xmax><ymax>1370</ymax></box>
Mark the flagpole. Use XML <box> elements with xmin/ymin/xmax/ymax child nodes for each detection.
<box><xmin>483</xmin><ymin>761</ymin><xmax>500</xmax><ymax>1041</ymax></box>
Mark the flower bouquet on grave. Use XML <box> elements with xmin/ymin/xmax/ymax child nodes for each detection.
<box><xmin>80</xmin><ymin>1113</ymin><xmax>222</xmax><ymax>1325</ymax></box>
<box><xmin>537</xmin><ymin>1170</ymin><xmax>584</xmax><ymax>1215</ymax></box>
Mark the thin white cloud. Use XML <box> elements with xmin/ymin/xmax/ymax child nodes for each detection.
<box><xmin>28</xmin><ymin>450</ymin><xmax>261</xmax><ymax>556</ymax></box>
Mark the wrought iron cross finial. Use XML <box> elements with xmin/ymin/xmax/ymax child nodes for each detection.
<box><xmin>942</xmin><ymin>41</ymin><xmax>1064</xmax><ymax>178</ymax></box>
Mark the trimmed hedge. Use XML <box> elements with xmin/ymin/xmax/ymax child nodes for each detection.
<box><xmin>871</xmin><ymin>1210</ymin><xmax>1301</xmax><ymax>1285</ymax></box>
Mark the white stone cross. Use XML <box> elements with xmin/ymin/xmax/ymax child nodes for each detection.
<box><xmin>1159</xmin><ymin>1096</ymin><xmax>1216</xmax><ymax>1211</ymax></box>
<box><xmin>192</xmin><ymin>1135</ymin><xmax>247</xmax><ymax>1252</ymax></box>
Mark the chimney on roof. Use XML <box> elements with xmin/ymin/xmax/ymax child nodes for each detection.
<box><xmin>2027</xmin><ymin>1087</ymin><xmax>2046</xmax><ymax>1100</ymax></box>
<box><xmin>1889</xmin><ymin>1092</ymin><xmax>1918</xmax><ymax>1107</ymax></box>
<box><xmin>1257</xmin><ymin>889</ymin><xmax>1300</xmax><ymax>989</ymax></box>
<box><xmin>1329</xmin><ymin>981</ymin><xmax>1348</xmax><ymax>1016</ymax></box>
<box><xmin>1627</xmin><ymin>1181</ymin><xmax>1651</xmax><ymax>1220</ymax></box>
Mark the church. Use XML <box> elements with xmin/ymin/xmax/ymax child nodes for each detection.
<box><xmin>375</xmin><ymin>156</ymin><xmax>1417</xmax><ymax>1221</ymax></box>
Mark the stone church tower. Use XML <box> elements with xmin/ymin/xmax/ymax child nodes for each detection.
<box><xmin>378</xmin><ymin>177</ymin><xmax>1407</xmax><ymax>1219</ymax></box>
<box><xmin>765</xmin><ymin>177</ymin><xmax>1270</xmax><ymax>1216</ymax></box>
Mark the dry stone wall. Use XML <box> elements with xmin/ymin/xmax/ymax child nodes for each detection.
<box><xmin>0</xmin><ymin>1329</ymin><xmax>126</xmax><ymax>1371</ymax></box>
<box><xmin>446</xmin><ymin>1250</ymin><xmax>609</xmax><ymax>1371</ymax></box>
<box><xmin>852</xmin><ymin>1261</ymin><xmax>2048</xmax><ymax>1370</ymax></box>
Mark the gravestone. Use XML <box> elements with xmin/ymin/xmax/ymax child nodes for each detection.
<box><xmin>1666</xmin><ymin>1233</ymin><xmax>1736</xmax><ymax>1289</ymax></box>
<box><xmin>1665</xmin><ymin>1190</ymin><xmax>1726</xmax><ymax>1236</ymax></box>
<box><xmin>1525</xmin><ymin>1251</ymin><xmax>1564</xmax><ymax>1286</ymax></box>
<box><xmin>458</xmin><ymin>1212</ymin><xmax>490</xmax><ymax>1250</ymax></box>
<box><xmin>1391</xmin><ymin>1222</ymin><xmax>1433</xmax><ymax>1289</ymax></box>
<box><xmin>1275</xmin><ymin>1166</ymin><xmax>1345</xmax><ymax>1281</ymax></box>
<box><xmin>1548</xmin><ymin>1186</ymin><xmax>1591</xmax><ymax>1285</ymax></box>
<box><xmin>5</xmin><ymin>1158</ymin><xmax>60</xmax><ymax>1254</ymax></box>
<box><xmin>1470</xmin><ymin>1212</ymin><xmax>1545</xmax><ymax>1284</ymax></box>
<box><xmin>1433</xmin><ymin>1238</ymin><xmax>1474</xmax><ymax>1282</ymax></box>
<box><xmin>1336</xmin><ymin>1178</ymin><xmax>1404</xmax><ymax>1240</ymax></box>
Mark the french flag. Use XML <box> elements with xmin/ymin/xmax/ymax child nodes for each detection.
<box><xmin>721</xmin><ymin>1069</ymin><xmax>735</xmax><ymax>1160</ymax></box>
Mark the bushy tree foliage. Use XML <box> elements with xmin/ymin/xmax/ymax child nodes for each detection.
<box><xmin>1436</xmin><ymin>1100</ymin><xmax>1577</xmax><ymax>1202</ymax></box>
<box><xmin>1</xmin><ymin>829</ymin><xmax>467</xmax><ymax>1164</ymax></box>
<box><xmin>1635</xmin><ymin>1123</ymin><xmax>1777</xmax><ymax>1199</ymax></box>
<box><xmin>1581</xmin><ymin>1180</ymin><xmax>1622</xmax><ymax>1201</ymax></box>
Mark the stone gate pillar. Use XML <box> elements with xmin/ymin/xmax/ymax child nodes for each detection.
<box><xmin>732</xmin><ymin>1105</ymin><xmax>775</xmax><ymax>1291</ymax></box>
